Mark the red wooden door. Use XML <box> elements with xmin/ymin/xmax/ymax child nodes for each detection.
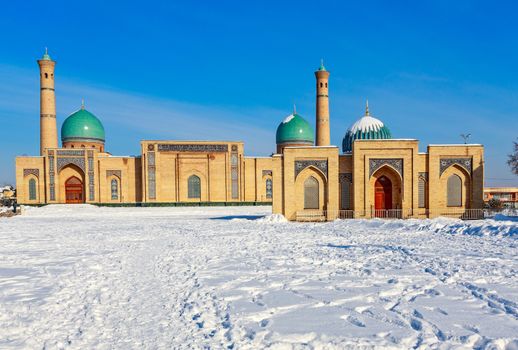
<box><xmin>374</xmin><ymin>176</ymin><xmax>392</xmax><ymax>214</ymax></box>
<box><xmin>65</xmin><ymin>176</ymin><xmax>84</xmax><ymax>204</ymax></box>
<box><xmin>375</xmin><ymin>191</ymin><xmax>385</xmax><ymax>210</ymax></box>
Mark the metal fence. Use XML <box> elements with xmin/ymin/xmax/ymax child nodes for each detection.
<box><xmin>295</xmin><ymin>208</ymin><xmax>487</xmax><ymax>222</ymax></box>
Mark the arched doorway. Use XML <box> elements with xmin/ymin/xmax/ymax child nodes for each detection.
<box><xmin>375</xmin><ymin>175</ymin><xmax>392</xmax><ymax>212</ymax></box>
<box><xmin>65</xmin><ymin>176</ymin><xmax>84</xmax><ymax>203</ymax></box>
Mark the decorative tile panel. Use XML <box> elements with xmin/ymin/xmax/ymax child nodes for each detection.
<box><xmin>157</xmin><ymin>144</ymin><xmax>228</xmax><ymax>152</ymax></box>
<box><xmin>439</xmin><ymin>158</ymin><xmax>472</xmax><ymax>176</ymax></box>
<box><xmin>418</xmin><ymin>172</ymin><xmax>428</xmax><ymax>181</ymax></box>
<box><xmin>57</xmin><ymin>157</ymin><xmax>85</xmax><ymax>172</ymax></box>
<box><xmin>87</xmin><ymin>151</ymin><xmax>94</xmax><ymax>201</ymax></box>
<box><xmin>23</xmin><ymin>169</ymin><xmax>40</xmax><ymax>177</ymax></box>
<box><xmin>369</xmin><ymin>158</ymin><xmax>403</xmax><ymax>178</ymax></box>
<box><xmin>57</xmin><ymin>150</ymin><xmax>85</xmax><ymax>156</ymax></box>
<box><xmin>48</xmin><ymin>151</ymin><xmax>55</xmax><ymax>201</ymax></box>
<box><xmin>339</xmin><ymin>173</ymin><xmax>352</xmax><ymax>183</ymax></box>
<box><xmin>295</xmin><ymin>160</ymin><xmax>328</xmax><ymax>178</ymax></box>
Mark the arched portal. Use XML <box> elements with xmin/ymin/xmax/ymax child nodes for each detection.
<box><xmin>65</xmin><ymin>176</ymin><xmax>84</xmax><ymax>203</ymax></box>
<box><xmin>374</xmin><ymin>175</ymin><xmax>392</xmax><ymax>210</ymax></box>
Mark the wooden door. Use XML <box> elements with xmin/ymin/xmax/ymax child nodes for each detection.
<box><xmin>374</xmin><ymin>176</ymin><xmax>392</xmax><ymax>215</ymax></box>
<box><xmin>65</xmin><ymin>176</ymin><xmax>84</xmax><ymax>204</ymax></box>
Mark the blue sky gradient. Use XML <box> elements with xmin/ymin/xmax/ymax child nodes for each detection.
<box><xmin>1</xmin><ymin>1</ymin><xmax>517</xmax><ymax>185</ymax></box>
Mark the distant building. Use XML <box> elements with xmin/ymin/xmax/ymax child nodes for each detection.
<box><xmin>484</xmin><ymin>187</ymin><xmax>518</xmax><ymax>208</ymax></box>
<box><xmin>16</xmin><ymin>51</ymin><xmax>485</xmax><ymax>220</ymax></box>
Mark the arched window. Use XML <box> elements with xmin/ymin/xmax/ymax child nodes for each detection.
<box><xmin>304</xmin><ymin>176</ymin><xmax>319</xmax><ymax>209</ymax></box>
<box><xmin>266</xmin><ymin>179</ymin><xmax>272</xmax><ymax>199</ymax></box>
<box><xmin>447</xmin><ymin>174</ymin><xmax>462</xmax><ymax>207</ymax></box>
<box><xmin>418</xmin><ymin>177</ymin><xmax>427</xmax><ymax>208</ymax></box>
<box><xmin>340</xmin><ymin>181</ymin><xmax>351</xmax><ymax>210</ymax></box>
<box><xmin>325</xmin><ymin>82</ymin><xmax>328</xmax><ymax>88</ymax></box>
<box><xmin>29</xmin><ymin>178</ymin><xmax>36</xmax><ymax>200</ymax></box>
<box><xmin>44</xmin><ymin>73</ymin><xmax>48</xmax><ymax>78</ymax></box>
<box><xmin>111</xmin><ymin>179</ymin><xmax>118</xmax><ymax>200</ymax></box>
<box><xmin>188</xmin><ymin>175</ymin><xmax>201</xmax><ymax>199</ymax></box>
<box><xmin>320</xmin><ymin>82</ymin><xmax>323</xmax><ymax>88</ymax></box>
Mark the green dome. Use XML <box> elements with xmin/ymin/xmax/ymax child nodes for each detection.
<box><xmin>61</xmin><ymin>108</ymin><xmax>105</xmax><ymax>143</ymax></box>
<box><xmin>276</xmin><ymin>113</ymin><xmax>314</xmax><ymax>145</ymax></box>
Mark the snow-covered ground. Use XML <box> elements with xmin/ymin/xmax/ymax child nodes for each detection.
<box><xmin>1</xmin><ymin>205</ymin><xmax>517</xmax><ymax>349</ymax></box>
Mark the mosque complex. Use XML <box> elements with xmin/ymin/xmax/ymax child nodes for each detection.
<box><xmin>15</xmin><ymin>50</ymin><xmax>485</xmax><ymax>220</ymax></box>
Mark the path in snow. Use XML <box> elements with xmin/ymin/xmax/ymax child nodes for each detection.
<box><xmin>0</xmin><ymin>205</ymin><xmax>517</xmax><ymax>349</ymax></box>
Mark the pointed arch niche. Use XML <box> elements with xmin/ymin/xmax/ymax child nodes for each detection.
<box><xmin>441</xmin><ymin>164</ymin><xmax>471</xmax><ymax>208</ymax></box>
<box><xmin>294</xmin><ymin>166</ymin><xmax>327</xmax><ymax>212</ymax></box>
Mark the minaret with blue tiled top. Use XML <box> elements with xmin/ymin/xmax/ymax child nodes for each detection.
<box><xmin>37</xmin><ymin>48</ymin><xmax>58</xmax><ymax>155</ymax></box>
<box><xmin>315</xmin><ymin>59</ymin><xmax>330</xmax><ymax>146</ymax></box>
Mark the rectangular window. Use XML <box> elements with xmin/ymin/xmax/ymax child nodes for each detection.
<box><xmin>29</xmin><ymin>179</ymin><xmax>37</xmax><ymax>200</ymax></box>
<box><xmin>147</xmin><ymin>152</ymin><xmax>156</xmax><ymax>200</ymax></box>
<box><xmin>340</xmin><ymin>182</ymin><xmax>351</xmax><ymax>210</ymax></box>
<box><xmin>231</xmin><ymin>153</ymin><xmax>239</xmax><ymax>200</ymax></box>
<box><xmin>418</xmin><ymin>178</ymin><xmax>426</xmax><ymax>208</ymax></box>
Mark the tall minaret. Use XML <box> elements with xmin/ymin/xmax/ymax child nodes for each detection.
<box><xmin>315</xmin><ymin>59</ymin><xmax>330</xmax><ymax>146</ymax></box>
<box><xmin>37</xmin><ymin>48</ymin><xmax>58</xmax><ymax>155</ymax></box>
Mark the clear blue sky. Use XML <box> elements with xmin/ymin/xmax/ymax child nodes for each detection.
<box><xmin>1</xmin><ymin>0</ymin><xmax>517</xmax><ymax>186</ymax></box>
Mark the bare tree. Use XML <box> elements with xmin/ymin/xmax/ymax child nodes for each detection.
<box><xmin>508</xmin><ymin>139</ymin><xmax>518</xmax><ymax>176</ymax></box>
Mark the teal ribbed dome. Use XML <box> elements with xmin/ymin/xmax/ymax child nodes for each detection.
<box><xmin>276</xmin><ymin>113</ymin><xmax>314</xmax><ymax>145</ymax></box>
<box><xmin>61</xmin><ymin>107</ymin><xmax>105</xmax><ymax>143</ymax></box>
<box><xmin>342</xmin><ymin>103</ymin><xmax>392</xmax><ymax>153</ymax></box>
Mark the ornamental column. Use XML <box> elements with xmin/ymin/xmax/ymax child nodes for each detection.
<box><xmin>38</xmin><ymin>48</ymin><xmax>58</xmax><ymax>155</ymax></box>
<box><xmin>315</xmin><ymin>60</ymin><xmax>330</xmax><ymax>146</ymax></box>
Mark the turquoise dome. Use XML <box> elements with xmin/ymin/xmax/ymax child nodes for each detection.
<box><xmin>276</xmin><ymin>113</ymin><xmax>314</xmax><ymax>145</ymax></box>
<box><xmin>342</xmin><ymin>103</ymin><xmax>392</xmax><ymax>153</ymax></box>
<box><xmin>61</xmin><ymin>107</ymin><xmax>105</xmax><ymax>143</ymax></box>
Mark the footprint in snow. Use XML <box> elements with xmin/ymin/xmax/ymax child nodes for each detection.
<box><xmin>259</xmin><ymin>319</ymin><xmax>269</xmax><ymax>327</ymax></box>
<box><xmin>244</xmin><ymin>328</ymin><xmax>256</xmax><ymax>340</ymax></box>
<box><xmin>410</xmin><ymin>318</ymin><xmax>422</xmax><ymax>331</ymax></box>
<box><xmin>435</xmin><ymin>307</ymin><xmax>448</xmax><ymax>315</ymax></box>
<box><xmin>346</xmin><ymin>316</ymin><xmax>366</xmax><ymax>327</ymax></box>
<box><xmin>425</xmin><ymin>288</ymin><xmax>441</xmax><ymax>297</ymax></box>
<box><xmin>413</xmin><ymin>309</ymin><xmax>423</xmax><ymax>319</ymax></box>
<box><xmin>222</xmin><ymin>313</ymin><xmax>231</xmax><ymax>329</ymax></box>
<box><xmin>463</xmin><ymin>324</ymin><xmax>479</xmax><ymax>333</ymax></box>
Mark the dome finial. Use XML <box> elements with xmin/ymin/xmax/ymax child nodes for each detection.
<box><xmin>318</xmin><ymin>58</ymin><xmax>326</xmax><ymax>71</ymax></box>
<box><xmin>81</xmin><ymin>98</ymin><xmax>85</xmax><ymax>110</ymax></box>
<box><xmin>365</xmin><ymin>99</ymin><xmax>370</xmax><ymax>116</ymax></box>
<box><xmin>42</xmin><ymin>47</ymin><xmax>51</xmax><ymax>61</ymax></box>
<box><xmin>293</xmin><ymin>103</ymin><xmax>297</xmax><ymax>115</ymax></box>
